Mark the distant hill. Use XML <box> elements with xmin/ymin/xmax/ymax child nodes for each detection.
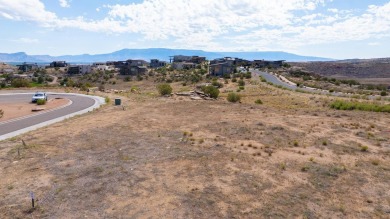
<box><xmin>0</xmin><ymin>48</ymin><xmax>333</xmax><ymax>63</ymax></box>
<box><xmin>290</xmin><ymin>58</ymin><xmax>390</xmax><ymax>79</ymax></box>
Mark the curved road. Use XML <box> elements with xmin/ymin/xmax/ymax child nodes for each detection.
<box><xmin>251</xmin><ymin>69</ymin><xmax>376</xmax><ymax>98</ymax></box>
<box><xmin>0</xmin><ymin>93</ymin><xmax>105</xmax><ymax>141</ymax></box>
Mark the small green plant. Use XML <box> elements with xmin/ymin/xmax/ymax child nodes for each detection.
<box><xmin>280</xmin><ymin>162</ymin><xmax>286</xmax><ymax>171</ymax></box>
<box><xmin>36</xmin><ymin>99</ymin><xmax>46</xmax><ymax>105</ymax></box>
<box><xmin>238</xmin><ymin>79</ymin><xmax>245</xmax><ymax>86</ymax></box>
<box><xmin>301</xmin><ymin>166</ymin><xmax>309</xmax><ymax>172</ymax></box>
<box><xmin>360</xmin><ymin>145</ymin><xmax>369</xmax><ymax>152</ymax></box>
<box><xmin>227</xmin><ymin>92</ymin><xmax>241</xmax><ymax>103</ymax></box>
<box><xmin>105</xmin><ymin>97</ymin><xmax>110</xmax><ymax>104</ymax></box>
<box><xmin>380</xmin><ymin>91</ymin><xmax>387</xmax><ymax>96</ymax></box>
<box><xmin>254</xmin><ymin>99</ymin><xmax>263</xmax><ymax>104</ymax></box>
<box><xmin>157</xmin><ymin>83</ymin><xmax>173</xmax><ymax>96</ymax></box>
<box><xmin>201</xmin><ymin>86</ymin><xmax>220</xmax><ymax>99</ymax></box>
<box><xmin>322</xmin><ymin>140</ymin><xmax>327</xmax><ymax>146</ymax></box>
<box><xmin>293</xmin><ymin>140</ymin><xmax>299</xmax><ymax>147</ymax></box>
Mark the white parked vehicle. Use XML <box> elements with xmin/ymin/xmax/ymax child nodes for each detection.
<box><xmin>31</xmin><ymin>92</ymin><xmax>48</xmax><ymax>103</ymax></box>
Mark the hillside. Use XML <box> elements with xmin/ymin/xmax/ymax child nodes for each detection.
<box><xmin>290</xmin><ymin>58</ymin><xmax>390</xmax><ymax>79</ymax></box>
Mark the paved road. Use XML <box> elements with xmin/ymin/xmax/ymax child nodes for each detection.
<box><xmin>0</xmin><ymin>93</ymin><xmax>105</xmax><ymax>140</ymax></box>
<box><xmin>251</xmin><ymin>69</ymin><xmax>362</xmax><ymax>97</ymax></box>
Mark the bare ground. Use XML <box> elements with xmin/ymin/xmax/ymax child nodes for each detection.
<box><xmin>0</xmin><ymin>81</ymin><xmax>389</xmax><ymax>218</ymax></box>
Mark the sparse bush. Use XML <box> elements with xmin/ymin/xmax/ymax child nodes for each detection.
<box><xmin>157</xmin><ymin>83</ymin><xmax>173</xmax><ymax>96</ymax></box>
<box><xmin>36</xmin><ymin>99</ymin><xmax>46</xmax><ymax>105</ymax></box>
<box><xmin>227</xmin><ymin>92</ymin><xmax>241</xmax><ymax>103</ymax></box>
<box><xmin>255</xmin><ymin>99</ymin><xmax>263</xmax><ymax>104</ymax></box>
<box><xmin>11</xmin><ymin>78</ymin><xmax>30</xmax><ymax>88</ymax></box>
<box><xmin>238</xmin><ymin>79</ymin><xmax>245</xmax><ymax>86</ymax></box>
<box><xmin>360</xmin><ymin>145</ymin><xmax>368</xmax><ymax>152</ymax></box>
<box><xmin>380</xmin><ymin>91</ymin><xmax>388</xmax><ymax>96</ymax></box>
<box><xmin>330</xmin><ymin>100</ymin><xmax>390</xmax><ymax>113</ymax></box>
<box><xmin>0</xmin><ymin>109</ymin><xmax>3</xmax><ymax>118</ymax></box>
<box><xmin>201</xmin><ymin>85</ymin><xmax>219</xmax><ymax>99</ymax></box>
<box><xmin>232</xmin><ymin>78</ymin><xmax>237</xmax><ymax>83</ymax></box>
<box><xmin>105</xmin><ymin>97</ymin><xmax>110</xmax><ymax>103</ymax></box>
<box><xmin>212</xmin><ymin>80</ymin><xmax>223</xmax><ymax>88</ymax></box>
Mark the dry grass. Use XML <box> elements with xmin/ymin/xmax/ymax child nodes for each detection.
<box><xmin>0</xmin><ymin>76</ymin><xmax>389</xmax><ymax>218</ymax></box>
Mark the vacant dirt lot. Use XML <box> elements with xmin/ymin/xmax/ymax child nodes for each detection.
<box><xmin>0</xmin><ymin>98</ymin><xmax>70</xmax><ymax>122</ymax></box>
<box><xmin>0</xmin><ymin>80</ymin><xmax>389</xmax><ymax>218</ymax></box>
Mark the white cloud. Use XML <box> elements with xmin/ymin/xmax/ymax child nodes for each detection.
<box><xmin>59</xmin><ymin>0</ymin><xmax>70</xmax><ymax>8</ymax></box>
<box><xmin>0</xmin><ymin>0</ymin><xmax>389</xmax><ymax>52</ymax></box>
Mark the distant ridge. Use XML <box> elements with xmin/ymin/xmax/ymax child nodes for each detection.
<box><xmin>0</xmin><ymin>48</ymin><xmax>334</xmax><ymax>63</ymax></box>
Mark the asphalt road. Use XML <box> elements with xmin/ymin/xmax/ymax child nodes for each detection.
<box><xmin>0</xmin><ymin>93</ymin><xmax>104</xmax><ymax>140</ymax></box>
<box><xmin>251</xmin><ymin>69</ymin><xmax>360</xmax><ymax>97</ymax></box>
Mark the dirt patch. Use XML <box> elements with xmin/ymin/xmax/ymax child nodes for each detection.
<box><xmin>0</xmin><ymin>80</ymin><xmax>389</xmax><ymax>218</ymax></box>
<box><xmin>0</xmin><ymin>98</ymin><xmax>70</xmax><ymax>122</ymax></box>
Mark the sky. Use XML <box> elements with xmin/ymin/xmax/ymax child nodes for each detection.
<box><xmin>0</xmin><ymin>0</ymin><xmax>389</xmax><ymax>59</ymax></box>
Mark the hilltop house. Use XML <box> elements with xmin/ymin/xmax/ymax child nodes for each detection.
<box><xmin>17</xmin><ymin>62</ymin><xmax>38</xmax><ymax>72</ymax></box>
<box><xmin>209</xmin><ymin>57</ymin><xmax>235</xmax><ymax>76</ymax></box>
<box><xmin>120</xmin><ymin>59</ymin><xmax>148</xmax><ymax>75</ymax></box>
<box><xmin>150</xmin><ymin>59</ymin><xmax>167</xmax><ymax>68</ymax></box>
<box><xmin>50</xmin><ymin>61</ymin><xmax>68</xmax><ymax>68</ymax></box>
<box><xmin>67</xmin><ymin>65</ymin><xmax>92</xmax><ymax>75</ymax></box>
<box><xmin>171</xmin><ymin>55</ymin><xmax>206</xmax><ymax>70</ymax></box>
<box><xmin>253</xmin><ymin>60</ymin><xmax>285</xmax><ymax>68</ymax></box>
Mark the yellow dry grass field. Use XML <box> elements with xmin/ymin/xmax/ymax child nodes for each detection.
<box><xmin>0</xmin><ymin>78</ymin><xmax>389</xmax><ymax>218</ymax></box>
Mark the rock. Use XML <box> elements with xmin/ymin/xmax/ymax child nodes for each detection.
<box><xmin>176</xmin><ymin>92</ymin><xmax>194</xmax><ymax>96</ymax></box>
<box><xmin>191</xmin><ymin>96</ymin><xmax>203</xmax><ymax>100</ymax></box>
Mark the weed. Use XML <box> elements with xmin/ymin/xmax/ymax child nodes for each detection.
<box><xmin>227</xmin><ymin>92</ymin><xmax>241</xmax><ymax>103</ymax></box>
<box><xmin>322</xmin><ymin>140</ymin><xmax>327</xmax><ymax>146</ymax></box>
<box><xmin>371</xmin><ymin>159</ymin><xmax>380</xmax><ymax>166</ymax></box>
<box><xmin>360</xmin><ymin>145</ymin><xmax>369</xmax><ymax>152</ymax></box>
<box><xmin>254</xmin><ymin>99</ymin><xmax>263</xmax><ymax>104</ymax></box>
<box><xmin>293</xmin><ymin>140</ymin><xmax>299</xmax><ymax>147</ymax></box>
<box><xmin>36</xmin><ymin>99</ymin><xmax>46</xmax><ymax>105</ymax></box>
<box><xmin>105</xmin><ymin>97</ymin><xmax>110</xmax><ymax>104</ymax></box>
<box><xmin>280</xmin><ymin>162</ymin><xmax>286</xmax><ymax>171</ymax></box>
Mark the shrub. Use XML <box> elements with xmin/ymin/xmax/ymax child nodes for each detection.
<box><xmin>36</xmin><ymin>99</ymin><xmax>46</xmax><ymax>105</ymax></box>
<box><xmin>380</xmin><ymin>91</ymin><xmax>388</xmax><ymax>96</ymax></box>
<box><xmin>201</xmin><ymin>86</ymin><xmax>219</xmax><ymax>99</ymax></box>
<box><xmin>11</xmin><ymin>78</ymin><xmax>30</xmax><ymax>88</ymax></box>
<box><xmin>105</xmin><ymin>97</ymin><xmax>110</xmax><ymax>103</ymax></box>
<box><xmin>157</xmin><ymin>83</ymin><xmax>173</xmax><ymax>96</ymax></box>
<box><xmin>360</xmin><ymin>145</ymin><xmax>368</xmax><ymax>152</ymax></box>
<box><xmin>330</xmin><ymin>100</ymin><xmax>390</xmax><ymax>113</ymax></box>
<box><xmin>227</xmin><ymin>92</ymin><xmax>241</xmax><ymax>102</ymax></box>
<box><xmin>255</xmin><ymin>99</ymin><xmax>263</xmax><ymax>104</ymax></box>
<box><xmin>232</xmin><ymin>78</ymin><xmax>237</xmax><ymax>83</ymax></box>
<box><xmin>0</xmin><ymin>109</ymin><xmax>3</xmax><ymax>118</ymax></box>
<box><xmin>212</xmin><ymin>80</ymin><xmax>223</xmax><ymax>88</ymax></box>
<box><xmin>238</xmin><ymin>79</ymin><xmax>245</xmax><ymax>86</ymax></box>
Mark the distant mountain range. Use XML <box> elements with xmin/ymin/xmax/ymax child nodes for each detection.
<box><xmin>0</xmin><ymin>48</ymin><xmax>334</xmax><ymax>63</ymax></box>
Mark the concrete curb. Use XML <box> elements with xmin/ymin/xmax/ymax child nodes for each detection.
<box><xmin>0</xmin><ymin>92</ymin><xmax>106</xmax><ymax>141</ymax></box>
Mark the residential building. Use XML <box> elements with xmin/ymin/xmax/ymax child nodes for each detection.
<box><xmin>253</xmin><ymin>60</ymin><xmax>285</xmax><ymax>68</ymax></box>
<box><xmin>172</xmin><ymin>62</ymin><xmax>197</xmax><ymax>70</ymax></box>
<box><xmin>67</xmin><ymin>65</ymin><xmax>92</xmax><ymax>75</ymax></box>
<box><xmin>120</xmin><ymin>59</ymin><xmax>148</xmax><ymax>75</ymax></box>
<box><xmin>209</xmin><ymin>58</ymin><xmax>235</xmax><ymax>76</ymax></box>
<box><xmin>172</xmin><ymin>55</ymin><xmax>206</xmax><ymax>64</ymax></box>
<box><xmin>150</xmin><ymin>59</ymin><xmax>167</xmax><ymax>68</ymax></box>
<box><xmin>50</xmin><ymin>61</ymin><xmax>68</xmax><ymax>68</ymax></box>
<box><xmin>17</xmin><ymin>62</ymin><xmax>38</xmax><ymax>72</ymax></box>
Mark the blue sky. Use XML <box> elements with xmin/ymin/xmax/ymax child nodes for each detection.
<box><xmin>0</xmin><ymin>0</ymin><xmax>389</xmax><ymax>59</ymax></box>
